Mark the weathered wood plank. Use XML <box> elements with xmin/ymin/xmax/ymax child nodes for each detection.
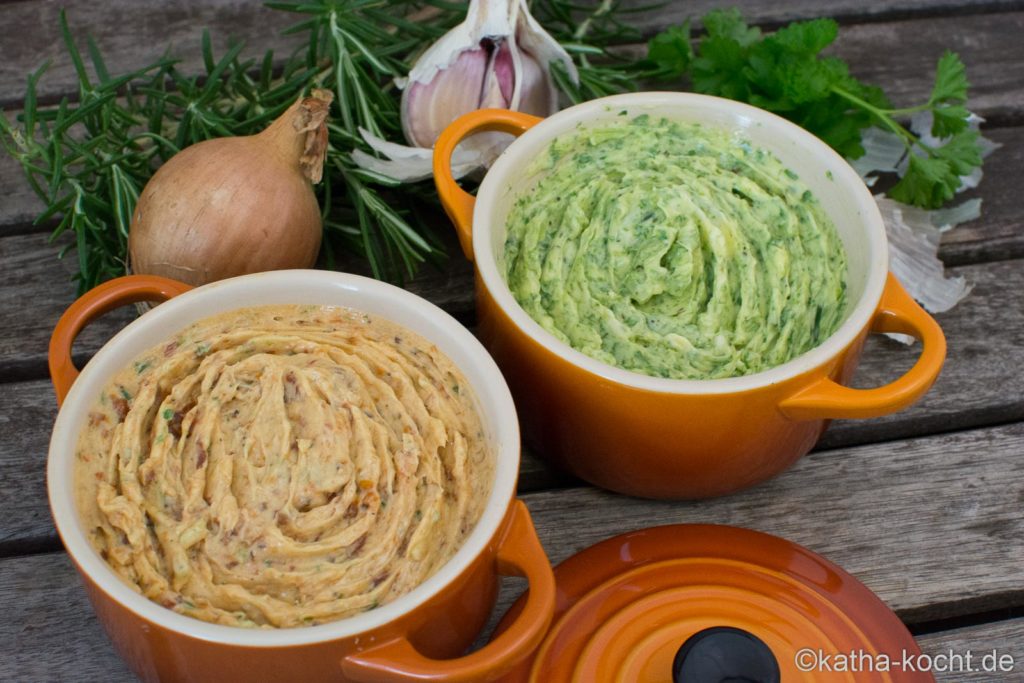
<box><xmin>833</xmin><ymin>12</ymin><xmax>1024</xmax><ymax>126</ymax></box>
<box><xmin>2</xmin><ymin>255</ymin><xmax>1024</xmax><ymax>548</ymax></box>
<box><xmin>2</xmin><ymin>422</ymin><xmax>1022</xmax><ymax>681</ymax></box>
<box><xmin>3</xmin><ymin>8</ymin><xmax>1022</xmax><ymax>240</ymax></box>
<box><xmin>930</xmin><ymin>128</ymin><xmax>1024</xmax><ymax>267</ymax></box>
<box><xmin>0</xmin><ymin>552</ymin><xmax>136</xmax><ymax>683</ymax></box>
<box><xmin>0</xmin><ymin>228</ymin><xmax>1018</xmax><ymax>395</ymax></box>
<box><xmin>0</xmin><ymin>381</ymin><xmax>59</xmax><ymax>556</ymax></box>
<box><xmin>610</xmin><ymin>11</ymin><xmax>1024</xmax><ymax>125</ymax></box>
<box><xmin>0</xmin><ymin>229</ymin><xmax>475</xmax><ymax>380</ymax></box>
<box><xmin>0</xmin><ymin>198</ymin><xmax>1020</xmax><ymax>381</ymax></box>
<box><xmin>0</xmin><ymin>232</ymin><xmax>136</xmax><ymax>381</ymax></box>
<box><xmin>0</xmin><ymin>0</ymin><xmax>1021</xmax><ymax>110</ymax></box>
<box><xmin>917</xmin><ymin>619</ymin><xmax>1024</xmax><ymax>681</ymax></box>
<box><xmin>620</xmin><ymin>0</ymin><xmax>1024</xmax><ymax>35</ymax></box>
<box><xmin>2</xmin><ymin>4</ymin><xmax>1021</xmax><ymax>114</ymax></box>
<box><xmin>0</xmin><ymin>152</ymin><xmax>41</xmax><ymax>233</ymax></box>
<box><xmin>4</xmin><ymin>43</ymin><xmax>1022</xmax><ymax>246</ymax></box>
<box><xmin>0</xmin><ymin>254</ymin><xmax>1021</xmax><ymax>551</ymax></box>
<box><xmin>0</xmin><ymin>1</ymin><xmax>303</xmax><ymax>109</ymax></box>
<box><xmin>820</xmin><ymin>257</ymin><xmax>1024</xmax><ymax>450</ymax></box>
<box><xmin>518</xmin><ymin>423</ymin><xmax>1024</xmax><ymax>626</ymax></box>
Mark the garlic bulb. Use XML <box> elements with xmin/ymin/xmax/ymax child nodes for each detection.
<box><xmin>352</xmin><ymin>0</ymin><xmax>577</xmax><ymax>182</ymax></box>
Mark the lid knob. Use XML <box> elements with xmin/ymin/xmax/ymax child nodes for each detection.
<box><xmin>672</xmin><ymin>627</ymin><xmax>780</xmax><ymax>683</ymax></box>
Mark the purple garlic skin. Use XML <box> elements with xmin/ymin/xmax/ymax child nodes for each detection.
<box><xmin>402</xmin><ymin>39</ymin><xmax>555</xmax><ymax>149</ymax></box>
<box><xmin>351</xmin><ymin>0</ymin><xmax>577</xmax><ymax>183</ymax></box>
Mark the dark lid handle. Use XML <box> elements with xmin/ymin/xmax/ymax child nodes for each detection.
<box><xmin>673</xmin><ymin>627</ymin><xmax>780</xmax><ymax>683</ymax></box>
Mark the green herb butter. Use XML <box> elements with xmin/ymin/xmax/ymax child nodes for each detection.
<box><xmin>503</xmin><ymin>115</ymin><xmax>848</xmax><ymax>380</ymax></box>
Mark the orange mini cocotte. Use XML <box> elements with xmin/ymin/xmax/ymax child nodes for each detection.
<box><xmin>433</xmin><ymin>92</ymin><xmax>947</xmax><ymax>500</ymax></box>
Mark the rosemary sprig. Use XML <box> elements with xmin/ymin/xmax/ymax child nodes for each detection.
<box><xmin>0</xmin><ymin>1</ymin><xmax>652</xmax><ymax>292</ymax></box>
<box><xmin>269</xmin><ymin>0</ymin><xmax>465</xmax><ymax>281</ymax></box>
<box><xmin>538</xmin><ymin>0</ymin><xmax>658</xmax><ymax>104</ymax></box>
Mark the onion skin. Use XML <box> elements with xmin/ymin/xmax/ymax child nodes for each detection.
<box><xmin>129</xmin><ymin>89</ymin><xmax>333</xmax><ymax>286</ymax></box>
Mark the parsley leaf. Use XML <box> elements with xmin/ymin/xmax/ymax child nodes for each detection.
<box><xmin>644</xmin><ymin>9</ymin><xmax>985</xmax><ymax>210</ymax></box>
<box><xmin>770</xmin><ymin>18</ymin><xmax>838</xmax><ymax>55</ymax></box>
<box><xmin>930</xmin><ymin>51</ymin><xmax>969</xmax><ymax>105</ymax></box>
<box><xmin>931</xmin><ymin>103</ymin><xmax>970</xmax><ymax>138</ymax></box>
<box><xmin>889</xmin><ymin>154</ymin><xmax>957</xmax><ymax>208</ymax></box>
<box><xmin>691</xmin><ymin>43</ymin><xmax>747</xmax><ymax>99</ymax></box>
<box><xmin>703</xmin><ymin>8</ymin><xmax>761</xmax><ymax>46</ymax></box>
<box><xmin>933</xmin><ymin>129</ymin><xmax>983</xmax><ymax>177</ymax></box>
<box><xmin>646</xmin><ymin>23</ymin><xmax>693</xmax><ymax>80</ymax></box>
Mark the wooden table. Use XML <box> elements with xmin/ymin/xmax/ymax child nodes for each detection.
<box><xmin>1</xmin><ymin>1</ymin><xmax>1022</xmax><ymax>680</ymax></box>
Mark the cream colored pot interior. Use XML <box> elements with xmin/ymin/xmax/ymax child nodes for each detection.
<box><xmin>48</xmin><ymin>270</ymin><xmax>520</xmax><ymax>647</ymax></box>
<box><xmin>473</xmin><ymin>92</ymin><xmax>889</xmax><ymax>394</ymax></box>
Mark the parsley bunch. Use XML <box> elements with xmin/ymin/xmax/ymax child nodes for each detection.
<box><xmin>646</xmin><ymin>9</ymin><xmax>983</xmax><ymax>209</ymax></box>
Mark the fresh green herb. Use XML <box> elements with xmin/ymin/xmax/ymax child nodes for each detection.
<box><xmin>162</xmin><ymin>408</ymin><xmax>174</xmax><ymax>420</ymax></box>
<box><xmin>134</xmin><ymin>360</ymin><xmax>151</xmax><ymax>374</ymax></box>
<box><xmin>118</xmin><ymin>386</ymin><xmax>132</xmax><ymax>400</ymax></box>
<box><xmin>540</xmin><ymin>0</ymin><xmax>655</xmax><ymax>104</ymax></box>
<box><xmin>645</xmin><ymin>22</ymin><xmax>692</xmax><ymax>81</ymax></box>
<box><xmin>645</xmin><ymin>9</ymin><xmax>983</xmax><ymax>209</ymax></box>
<box><xmin>1</xmin><ymin>1</ymin><xmax>653</xmax><ymax>293</ymax></box>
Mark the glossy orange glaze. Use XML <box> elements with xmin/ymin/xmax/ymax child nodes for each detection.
<box><xmin>70</xmin><ymin>502</ymin><xmax>548</xmax><ymax>683</ymax></box>
<box><xmin>49</xmin><ymin>274</ymin><xmax>556</xmax><ymax>683</ymax></box>
<box><xmin>493</xmin><ymin>525</ymin><xmax>934</xmax><ymax>683</ymax></box>
<box><xmin>435</xmin><ymin>109</ymin><xmax>946</xmax><ymax>499</ymax></box>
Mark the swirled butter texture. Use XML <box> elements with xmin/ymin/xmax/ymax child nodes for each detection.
<box><xmin>74</xmin><ymin>305</ymin><xmax>493</xmax><ymax>628</ymax></box>
<box><xmin>503</xmin><ymin>115</ymin><xmax>848</xmax><ymax>380</ymax></box>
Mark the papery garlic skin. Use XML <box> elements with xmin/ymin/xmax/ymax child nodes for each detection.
<box><xmin>401</xmin><ymin>0</ymin><xmax>574</xmax><ymax>148</ymax></box>
<box><xmin>352</xmin><ymin>0</ymin><xmax>576</xmax><ymax>183</ymax></box>
<box><xmin>852</xmin><ymin>115</ymin><xmax>999</xmax><ymax>318</ymax></box>
<box><xmin>876</xmin><ymin>194</ymin><xmax>974</xmax><ymax>318</ymax></box>
<box><xmin>402</xmin><ymin>48</ymin><xmax>494</xmax><ymax>149</ymax></box>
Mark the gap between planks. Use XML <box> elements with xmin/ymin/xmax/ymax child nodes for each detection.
<box><xmin>4</xmin><ymin>572</ymin><xmax>1018</xmax><ymax>683</ymax></box>
<box><xmin>2</xmin><ymin>5</ymin><xmax>1024</xmax><ymax>113</ymax></box>
<box><xmin>0</xmin><ymin>254</ymin><xmax>1022</xmax><ymax>554</ymax></box>
<box><xmin>7</xmin><ymin>418</ymin><xmax>1024</xmax><ymax>622</ymax></box>
<box><xmin>3</xmin><ymin>0</ymin><xmax>1024</xmax><ymax>101</ymax></box>
<box><xmin>1</xmin><ymin>418</ymin><xmax>1022</xmax><ymax>680</ymax></box>
<box><xmin>3</xmin><ymin>10</ymin><xmax>1023</xmax><ymax>255</ymax></box>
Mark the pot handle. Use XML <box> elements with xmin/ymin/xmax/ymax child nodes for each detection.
<box><xmin>341</xmin><ymin>500</ymin><xmax>555</xmax><ymax>683</ymax></box>
<box><xmin>780</xmin><ymin>273</ymin><xmax>946</xmax><ymax>420</ymax></box>
<box><xmin>48</xmin><ymin>274</ymin><xmax>193</xmax><ymax>406</ymax></box>
<box><xmin>433</xmin><ymin>109</ymin><xmax>544</xmax><ymax>262</ymax></box>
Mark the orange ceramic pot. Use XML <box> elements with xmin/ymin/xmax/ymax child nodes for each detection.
<box><xmin>493</xmin><ymin>525</ymin><xmax>934</xmax><ymax>682</ymax></box>
<box><xmin>47</xmin><ymin>271</ymin><xmax>555</xmax><ymax>683</ymax></box>
<box><xmin>434</xmin><ymin>93</ymin><xmax>947</xmax><ymax>500</ymax></box>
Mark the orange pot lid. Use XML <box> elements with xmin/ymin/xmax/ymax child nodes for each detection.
<box><xmin>494</xmin><ymin>525</ymin><xmax>932</xmax><ymax>682</ymax></box>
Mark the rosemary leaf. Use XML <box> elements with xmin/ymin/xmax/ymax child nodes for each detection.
<box><xmin>1</xmin><ymin>0</ymin><xmax>651</xmax><ymax>291</ymax></box>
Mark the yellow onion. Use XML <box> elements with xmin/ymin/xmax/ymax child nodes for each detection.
<box><xmin>129</xmin><ymin>89</ymin><xmax>333</xmax><ymax>286</ymax></box>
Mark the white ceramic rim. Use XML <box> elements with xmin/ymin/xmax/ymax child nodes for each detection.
<box><xmin>473</xmin><ymin>92</ymin><xmax>889</xmax><ymax>394</ymax></box>
<box><xmin>47</xmin><ymin>270</ymin><xmax>520</xmax><ymax>647</ymax></box>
